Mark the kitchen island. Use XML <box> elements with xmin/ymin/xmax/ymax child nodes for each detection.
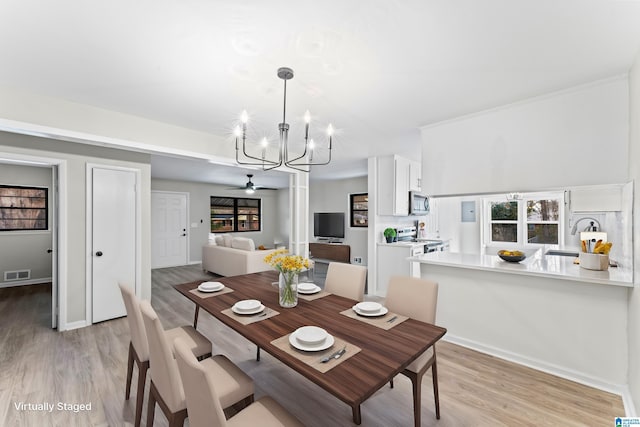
<box><xmin>409</xmin><ymin>249</ymin><xmax>632</xmax><ymax>398</ymax></box>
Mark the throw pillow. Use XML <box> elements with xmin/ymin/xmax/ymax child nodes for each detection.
<box><xmin>231</xmin><ymin>237</ymin><xmax>255</xmax><ymax>251</ymax></box>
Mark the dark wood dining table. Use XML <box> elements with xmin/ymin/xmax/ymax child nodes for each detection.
<box><xmin>173</xmin><ymin>271</ymin><xmax>447</xmax><ymax>425</ymax></box>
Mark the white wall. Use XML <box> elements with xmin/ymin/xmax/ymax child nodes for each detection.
<box><xmin>0</xmin><ymin>163</ymin><xmax>53</xmax><ymax>286</ymax></box>
<box><xmin>628</xmin><ymin>49</ymin><xmax>640</xmax><ymax>415</ymax></box>
<box><xmin>421</xmin><ymin>77</ymin><xmax>629</xmax><ymax>196</ymax></box>
<box><xmin>309</xmin><ymin>177</ymin><xmax>368</xmax><ymax>265</ymax></box>
<box><xmin>151</xmin><ymin>179</ymin><xmax>287</xmax><ymax>262</ymax></box>
<box><xmin>0</xmin><ymin>132</ymin><xmax>151</xmax><ymax>326</ymax></box>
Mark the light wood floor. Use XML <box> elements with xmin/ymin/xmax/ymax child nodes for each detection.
<box><xmin>0</xmin><ymin>265</ymin><xmax>624</xmax><ymax>426</ymax></box>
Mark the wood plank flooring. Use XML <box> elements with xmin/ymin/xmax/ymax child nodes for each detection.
<box><xmin>0</xmin><ymin>265</ymin><xmax>625</xmax><ymax>426</ymax></box>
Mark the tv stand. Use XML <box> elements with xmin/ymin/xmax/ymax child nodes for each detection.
<box><xmin>309</xmin><ymin>242</ymin><xmax>350</xmax><ymax>264</ymax></box>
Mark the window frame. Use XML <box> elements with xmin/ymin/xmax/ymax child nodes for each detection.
<box><xmin>0</xmin><ymin>185</ymin><xmax>49</xmax><ymax>232</ymax></box>
<box><xmin>210</xmin><ymin>196</ymin><xmax>262</xmax><ymax>233</ymax></box>
<box><xmin>349</xmin><ymin>193</ymin><xmax>368</xmax><ymax>228</ymax></box>
<box><xmin>482</xmin><ymin>191</ymin><xmax>564</xmax><ymax>248</ymax></box>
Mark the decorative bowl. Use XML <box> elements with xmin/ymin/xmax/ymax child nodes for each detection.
<box><xmin>497</xmin><ymin>250</ymin><xmax>526</xmax><ymax>263</ymax></box>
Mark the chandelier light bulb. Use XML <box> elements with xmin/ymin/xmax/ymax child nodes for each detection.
<box><xmin>304</xmin><ymin>110</ymin><xmax>311</xmax><ymax>124</ymax></box>
<box><xmin>233</xmin><ymin>125</ymin><xmax>242</xmax><ymax>137</ymax></box>
<box><xmin>240</xmin><ymin>110</ymin><xmax>249</xmax><ymax>124</ymax></box>
<box><xmin>327</xmin><ymin>123</ymin><xmax>334</xmax><ymax>136</ymax></box>
<box><xmin>261</xmin><ymin>137</ymin><xmax>268</xmax><ymax>147</ymax></box>
<box><xmin>309</xmin><ymin>139</ymin><xmax>315</xmax><ymax>150</ymax></box>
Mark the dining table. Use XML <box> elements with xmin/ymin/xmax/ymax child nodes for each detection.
<box><xmin>173</xmin><ymin>271</ymin><xmax>447</xmax><ymax>425</ymax></box>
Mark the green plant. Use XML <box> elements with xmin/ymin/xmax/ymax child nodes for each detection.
<box><xmin>383</xmin><ymin>227</ymin><xmax>397</xmax><ymax>238</ymax></box>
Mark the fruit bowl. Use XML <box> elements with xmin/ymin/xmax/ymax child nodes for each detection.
<box><xmin>497</xmin><ymin>250</ymin><xmax>526</xmax><ymax>263</ymax></box>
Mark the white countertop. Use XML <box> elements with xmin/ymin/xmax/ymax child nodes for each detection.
<box><xmin>409</xmin><ymin>249</ymin><xmax>633</xmax><ymax>287</ymax></box>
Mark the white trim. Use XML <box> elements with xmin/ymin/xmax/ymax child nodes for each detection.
<box><xmin>443</xmin><ymin>334</ymin><xmax>628</xmax><ymax>400</ymax></box>
<box><xmin>0</xmin><ymin>277</ymin><xmax>53</xmax><ymax>288</ymax></box>
<box><xmin>621</xmin><ymin>385</ymin><xmax>638</xmax><ymax>417</ymax></box>
<box><xmin>0</xmin><ymin>151</ymin><xmax>68</xmax><ymax>331</ymax></box>
<box><xmin>151</xmin><ymin>190</ymin><xmax>190</xmax><ymax>268</ymax></box>
<box><xmin>86</xmin><ymin>163</ymin><xmax>142</xmax><ymax>324</ymax></box>
<box><xmin>63</xmin><ymin>320</ymin><xmax>88</xmax><ymax>331</ymax></box>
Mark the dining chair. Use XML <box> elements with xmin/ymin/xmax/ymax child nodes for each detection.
<box><xmin>324</xmin><ymin>262</ymin><xmax>367</xmax><ymax>301</ymax></box>
<box><xmin>118</xmin><ymin>283</ymin><xmax>213</xmax><ymax>427</ymax></box>
<box><xmin>385</xmin><ymin>275</ymin><xmax>440</xmax><ymax>427</ymax></box>
<box><xmin>174</xmin><ymin>337</ymin><xmax>304</xmax><ymax>427</ymax></box>
<box><xmin>140</xmin><ymin>300</ymin><xmax>254</xmax><ymax>427</ymax></box>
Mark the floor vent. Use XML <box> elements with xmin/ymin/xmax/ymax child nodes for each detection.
<box><xmin>4</xmin><ymin>270</ymin><xmax>31</xmax><ymax>281</ymax></box>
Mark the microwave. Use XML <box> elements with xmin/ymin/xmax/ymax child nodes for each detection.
<box><xmin>409</xmin><ymin>191</ymin><xmax>430</xmax><ymax>215</ymax></box>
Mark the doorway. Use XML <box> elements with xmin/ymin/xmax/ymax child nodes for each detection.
<box><xmin>151</xmin><ymin>191</ymin><xmax>189</xmax><ymax>268</ymax></box>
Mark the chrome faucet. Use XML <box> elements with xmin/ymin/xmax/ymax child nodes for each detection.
<box><xmin>570</xmin><ymin>217</ymin><xmax>602</xmax><ymax>235</ymax></box>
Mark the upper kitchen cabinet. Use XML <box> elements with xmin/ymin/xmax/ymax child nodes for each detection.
<box><xmin>568</xmin><ymin>183</ymin><xmax>624</xmax><ymax>212</ymax></box>
<box><xmin>377</xmin><ymin>155</ymin><xmax>410</xmax><ymax>216</ymax></box>
<box><xmin>409</xmin><ymin>160</ymin><xmax>422</xmax><ymax>192</ymax></box>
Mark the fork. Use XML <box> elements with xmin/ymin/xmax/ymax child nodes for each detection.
<box><xmin>320</xmin><ymin>345</ymin><xmax>346</xmax><ymax>363</ymax></box>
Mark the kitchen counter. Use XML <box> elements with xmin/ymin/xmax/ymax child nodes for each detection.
<box><xmin>409</xmin><ymin>248</ymin><xmax>633</xmax><ymax>287</ymax></box>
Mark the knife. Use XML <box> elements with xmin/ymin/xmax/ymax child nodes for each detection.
<box><xmin>386</xmin><ymin>315</ymin><xmax>398</xmax><ymax>323</ymax></box>
<box><xmin>320</xmin><ymin>346</ymin><xmax>346</xmax><ymax>363</ymax></box>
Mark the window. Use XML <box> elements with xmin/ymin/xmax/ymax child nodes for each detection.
<box><xmin>483</xmin><ymin>192</ymin><xmax>563</xmax><ymax>247</ymax></box>
<box><xmin>210</xmin><ymin>196</ymin><xmax>261</xmax><ymax>233</ymax></box>
<box><xmin>350</xmin><ymin>193</ymin><xmax>368</xmax><ymax>227</ymax></box>
<box><xmin>0</xmin><ymin>185</ymin><xmax>48</xmax><ymax>231</ymax></box>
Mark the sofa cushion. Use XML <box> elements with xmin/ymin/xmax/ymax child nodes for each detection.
<box><xmin>214</xmin><ymin>236</ymin><xmax>224</xmax><ymax>246</ymax></box>
<box><xmin>222</xmin><ymin>234</ymin><xmax>233</xmax><ymax>247</ymax></box>
<box><xmin>231</xmin><ymin>237</ymin><xmax>255</xmax><ymax>251</ymax></box>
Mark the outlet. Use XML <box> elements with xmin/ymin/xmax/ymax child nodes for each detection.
<box><xmin>353</xmin><ymin>256</ymin><xmax>362</xmax><ymax>264</ymax></box>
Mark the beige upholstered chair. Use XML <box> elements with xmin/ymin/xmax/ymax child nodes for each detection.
<box><xmin>324</xmin><ymin>262</ymin><xmax>367</xmax><ymax>301</ymax></box>
<box><xmin>174</xmin><ymin>337</ymin><xmax>304</xmax><ymax>427</ymax></box>
<box><xmin>140</xmin><ymin>301</ymin><xmax>254</xmax><ymax>427</ymax></box>
<box><xmin>118</xmin><ymin>283</ymin><xmax>212</xmax><ymax>427</ymax></box>
<box><xmin>385</xmin><ymin>276</ymin><xmax>440</xmax><ymax>427</ymax></box>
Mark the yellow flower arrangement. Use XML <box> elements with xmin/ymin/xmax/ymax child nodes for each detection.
<box><xmin>264</xmin><ymin>249</ymin><xmax>310</xmax><ymax>274</ymax></box>
<box><xmin>264</xmin><ymin>249</ymin><xmax>310</xmax><ymax>307</ymax></box>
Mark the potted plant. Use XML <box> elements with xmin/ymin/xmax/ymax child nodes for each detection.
<box><xmin>383</xmin><ymin>227</ymin><xmax>397</xmax><ymax>243</ymax></box>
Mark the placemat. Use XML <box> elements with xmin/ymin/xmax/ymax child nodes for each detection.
<box><xmin>189</xmin><ymin>286</ymin><xmax>234</xmax><ymax>299</ymax></box>
<box><xmin>271</xmin><ymin>334</ymin><xmax>361</xmax><ymax>373</ymax></box>
<box><xmin>298</xmin><ymin>290</ymin><xmax>331</xmax><ymax>301</ymax></box>
<box><xmin>221</xmin><ymin>306</ymin><xmax>279</xmax><ymax>325</ymax></box>
<box><xmin>340</xmin><ymin>308</ymin><xmax>409</xmax><ymax>330</ymax></box>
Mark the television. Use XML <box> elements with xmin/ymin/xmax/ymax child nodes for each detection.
<box><xmin>314</xmin><ymin>212</ymin><xmax>345</xmax><ymax>239</ymax></box>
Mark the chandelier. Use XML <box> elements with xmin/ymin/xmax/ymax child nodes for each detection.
<box><xmin>234</xmin><ymin>67</ymin><xmax>333</xmax><ymax>172</ymax></box>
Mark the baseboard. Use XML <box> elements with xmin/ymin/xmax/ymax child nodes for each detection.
<box><xmin>0</xmin><ymin>277</ymin><xmax>53</xmax><ymax>288</ymax></box>
<box><xmin>188</xmin><ymin>260</ymin><xmax>201</xmax><ymax>266</ymax></box>
<box><xmin>443</xmin><ymin>334</ymin><xmax>628</xmax><ymax>405</ymax></box>
<box><xmin>62</xmin><ymin>320</ymin><xmax>88</xmax><ymax>331</ymax></box>
<box><xmin>620</xmin><ymin>385</ymin><xmax>638</xmax><ymax>417</ymax></box>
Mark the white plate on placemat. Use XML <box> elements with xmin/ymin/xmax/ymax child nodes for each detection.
<box><xmin>353</xmin><ymin>305</ymin><xmax>389</xmax><ymax>317</ymax></box>
<box><xmin>355</xmin><ymin>302</ymin><xmax>382</xmax><ymax>313</ymax></box>
<box><xmin>198</xmin><ymin>282</ymin><xmax>224</xmax><ymax>292</ymax></box>
<box><xmin>298</xmin><ymin>283</ymin><xmax>321</xmax><ymax>294</ymax></box>
<box><xmin>289</xmin><ymin>330</ymin><xmax>334</xmax><ymax>352</ymax></box>
<box><xmin>231</xmin><ymin>303</ymin><xmax>265</xmax><ymax>315</ymax></box>
<box><xmin>294</xmin><ymin>326</ymin><xmax>328</xmax><ymax>345</ymax></box>
<box><xmin>232</xmin><ymin>299</ymin><xmax>262</xmax><ymax>314</ymax></box>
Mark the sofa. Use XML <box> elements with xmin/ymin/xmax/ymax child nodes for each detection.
<box><xmin>202</xmin><ymin>234</ymin><xmax>279</xmax><ymax>277</ymax></box>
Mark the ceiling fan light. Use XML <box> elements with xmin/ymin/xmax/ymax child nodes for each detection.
<box><xmin>245</xmin><ymin>187</ymin><xmax>255</xmax><ymax>194</ymax></box>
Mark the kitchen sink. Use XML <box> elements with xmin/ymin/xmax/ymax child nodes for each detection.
<box><xmin>545</xmin><ymin>250</ymin><xmax>579</xmax><ymax>257</ymax></box>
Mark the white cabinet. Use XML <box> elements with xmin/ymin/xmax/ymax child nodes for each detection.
<box><xmin>569</xmin><ymin>185</ymin><xmax>623</xmax><ymax>212</ymax></box>
<box><xmin>409</xmin><ymin>160</ymin><xmax>422</xmax><ymax>192</ymax></box>
<box><xmin>377</xmin><ymin>155</ymin><xmax>410</xmax><ymax>216</ymax></box>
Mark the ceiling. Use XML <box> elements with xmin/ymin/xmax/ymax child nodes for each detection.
<box><xmin>2</xmin><ymin>0</ymin><xmax>640</xmax><ymax>189</ymax></box>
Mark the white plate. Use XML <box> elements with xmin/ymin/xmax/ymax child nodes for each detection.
<box><xmin>298</xmin><ymin>285</ymin><xmax>321</xmax><ymax>295</ymax></box>
<box><xmin>234</xmin><ymin>299</ymin><xmax>261</xmax><ymax>312</ymax></box>
<box><xmin>355</xmin><ymin>302</ymin><xmax>382</xmax><ymax>313</ymax></box>
<box><xmin>231</xmin><ymin>303</ymin><xmax>265</xmax><ymax>315</ymax></box>
<box><xmin>289</xmin><ymin>331</ymin><xmax>335</xmax><ymax>352</ymax></box>
<box><xmin>294</xmin><ymin>326</ymin><xmax>328</xmax><ymax>345</ymax></box>
<box><xmin>298</xmin><ymin>282</ymin><xmax>317</xmax><ymax>292</ymax></box>
<box><xmin>352</xmin><ymin>305</ymin><xmax>389</xmax><ymax>317</ymax></box>
<box><xmin>198</xmin><ymin>282</ymin><xmax>224</xmax><ymax>292</ymax></box>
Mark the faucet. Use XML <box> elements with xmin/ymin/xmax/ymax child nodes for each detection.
<box><xmin>570</xmin><ymin>217</ymin><xmax>602</xmax><ymax>235</ymax></box>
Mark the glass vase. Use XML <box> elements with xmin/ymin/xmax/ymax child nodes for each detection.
<box><xmin>278</xmin><ymin>271</ymin><xmax>298</xmax><ymax>308</ymax></box>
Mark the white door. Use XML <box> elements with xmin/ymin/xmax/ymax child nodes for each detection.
<box><xmin>92</xmin><ymin>167</ymin><xmax>137</xmax><ymax>323</ymax></box>
<box><xmin>151</xmin><ymin>192</ymin><xmax>188</xmax><ymax>268</ymax></box>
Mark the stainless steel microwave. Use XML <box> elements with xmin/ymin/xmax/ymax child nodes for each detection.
<box><xmin>409</xmin><ymin>191</ymin><xmax>430</xmax><ymax>215</ymax></box>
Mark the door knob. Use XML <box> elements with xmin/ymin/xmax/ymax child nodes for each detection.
<box><xmin>47</xmin><ymin>248</ymin><xmax>53</xmax><ymax>253</ymax></box>
<box><xmin>181</xmin><ymin>233</ymin><xmax>187</xmax><ymax>237</ymax></box>
<box><xmin>95</xmin><ymin>251</ymin><xmax>103</xmax><ymax>257</ymax></box>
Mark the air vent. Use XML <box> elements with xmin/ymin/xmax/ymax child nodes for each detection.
<box><xmin>4</xmin><ymin>270</ymin><xmax>31</xmax><ymax>281</ymax></box>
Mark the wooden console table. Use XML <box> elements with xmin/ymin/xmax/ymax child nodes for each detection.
<box><xmin>309</xmin><ymin>242</ymin><xmax>350</xmax><ymax>263</ymax></box>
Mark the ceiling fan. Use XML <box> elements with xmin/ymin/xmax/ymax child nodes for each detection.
<box><xmin>230</xmin><ymin>174</ymin><xmax>277</xmax><ymax>194</ymax></box>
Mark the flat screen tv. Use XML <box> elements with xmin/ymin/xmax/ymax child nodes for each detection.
<box><xmin>314</xmin><ymin>212</ymin><xmax>345</xmax><ymax>239</ymax></box>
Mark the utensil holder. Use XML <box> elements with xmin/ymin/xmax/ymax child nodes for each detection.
<box><xmin>579</xmin><ymin>252</ymin><xmax>609</xmax><ymax>271</ymax></box>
